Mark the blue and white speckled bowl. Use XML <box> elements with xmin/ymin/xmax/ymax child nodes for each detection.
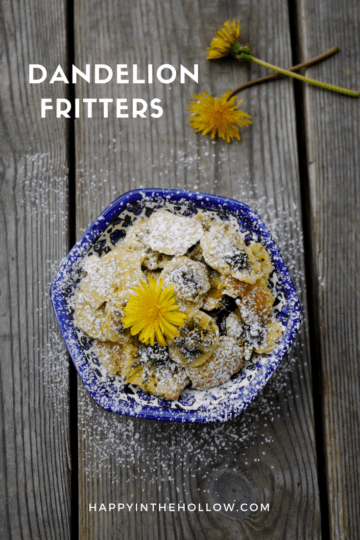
<box><xmin>51</xmin><ymin>189</ymin><xmax>301</xmax><ymax>423</ymax></box>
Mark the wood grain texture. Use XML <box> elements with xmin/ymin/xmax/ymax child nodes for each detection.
<box><xmin>0</xmin><ymin>0</ymin><xmax>71</xmax><ymax>539</ymax></box>
<box><xmin>297</xmin><ymin>1</ymin><xmax>360</xmax><ymax>538</ymax></box>
<box><xmin>75</xmin><ymin>0</ymin><xmax>321</xmax><ymax>538</ymax></box>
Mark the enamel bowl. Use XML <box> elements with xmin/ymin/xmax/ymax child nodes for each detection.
<box><xmin>51</xmin><ymin>188</ymin><xmax>301</xmax><ymax>423</ymax></box>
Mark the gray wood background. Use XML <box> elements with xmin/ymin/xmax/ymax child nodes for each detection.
<box><xmin>0</xmin><ymin>0</ymin><xmax>71</xmax><ymax>539</ymax></box>
<box><xmin>0</xmin><ymin>0</ymin><xmax>358</xmax><ymax>538</ymax></box>
<box><xmin>298</xmin><ymin>1</ymin><xmax>360</xmax><ymax>538</ymax></box>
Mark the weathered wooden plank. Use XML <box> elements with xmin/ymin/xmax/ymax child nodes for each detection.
<box><xmin>0</xmin><ymin>1</ymin><xmax>71</xmax><ymax>539</ymax></box>
<box><xmin>75</xmin><ymin>0</ymin><xmax>321</xmax><ymax>538</ymax></box>
<box><xmin>297</xmin><ymin>1</ymin><xmax>360</xmax><ymax>538</ymax></box>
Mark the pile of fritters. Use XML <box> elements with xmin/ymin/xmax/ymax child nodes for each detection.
<box><xmin>74</xmin><ymin>209</ymin><xmax>282</xmax><ymax>400</ymax></box>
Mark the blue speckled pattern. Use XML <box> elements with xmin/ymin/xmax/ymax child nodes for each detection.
<box><xmin>51</xmin><ymin>189</ymin><xmax>302</xmax><ymax>423</ymax></box>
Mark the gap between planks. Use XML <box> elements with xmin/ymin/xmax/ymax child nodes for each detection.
<box><xmin>287</xmin><ymin>0</ymin><xmax>329</xmax><ymax>538</ymax></box>
<box><xmin>67</xmin><ymin>0</ymin><xmax>79</xmax><ymax>537</ymax></box>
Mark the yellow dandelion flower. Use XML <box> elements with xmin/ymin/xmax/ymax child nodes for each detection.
<box><xmin>122</xmin><ymin>276</ymin><xmax>187</xmax><ymax>347</ymax></box>
<box><xmin>187</xmin><ymin>90</ymin><xmax>252</xmax><ymax>143</ymax></box>
<box><xmin>207</xmin><ymin>18</ymin><xmax>241</xmax><ymax>60</ymax></box>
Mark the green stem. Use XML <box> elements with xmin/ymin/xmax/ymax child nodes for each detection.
<box><xmin>250</xmin><ymin>55</ymin><xmax>360</xmax><ymax>97</ymax></box>
<box><xmin>228</xmin><ymin>47</ymin><xmax>339</xmax><ymax>99</ymax></box>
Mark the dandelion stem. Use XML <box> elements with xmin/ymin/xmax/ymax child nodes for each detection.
<box><xmin>228</xmin><ymin>47</ymin><xmax>340</xmax><ymax>98</ymax></box>
<box><xmin>249</xmin><ymin>55</ymin><xmax>360</xmax><ymax>97</ymax></box>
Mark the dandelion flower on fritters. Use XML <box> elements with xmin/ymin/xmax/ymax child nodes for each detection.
<box><xmin>207</xmin><ymin>18</ymin><xmax>241</xmax><ymax>59</ymax></box>
<box><xmin>187</xmin><ymin>90</ymin><xmax>252</xmax><ymax>143</ymax></box>
<box><xmin>122</xmin><ymin>276</ymin><xmax>187</xmax><ymax>347</ymax></box>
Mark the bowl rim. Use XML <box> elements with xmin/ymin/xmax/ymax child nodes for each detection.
<box><xmin>51</xmin><ymin>188</ymin><xmax>302</xmax><ymax>423</ymax></box>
